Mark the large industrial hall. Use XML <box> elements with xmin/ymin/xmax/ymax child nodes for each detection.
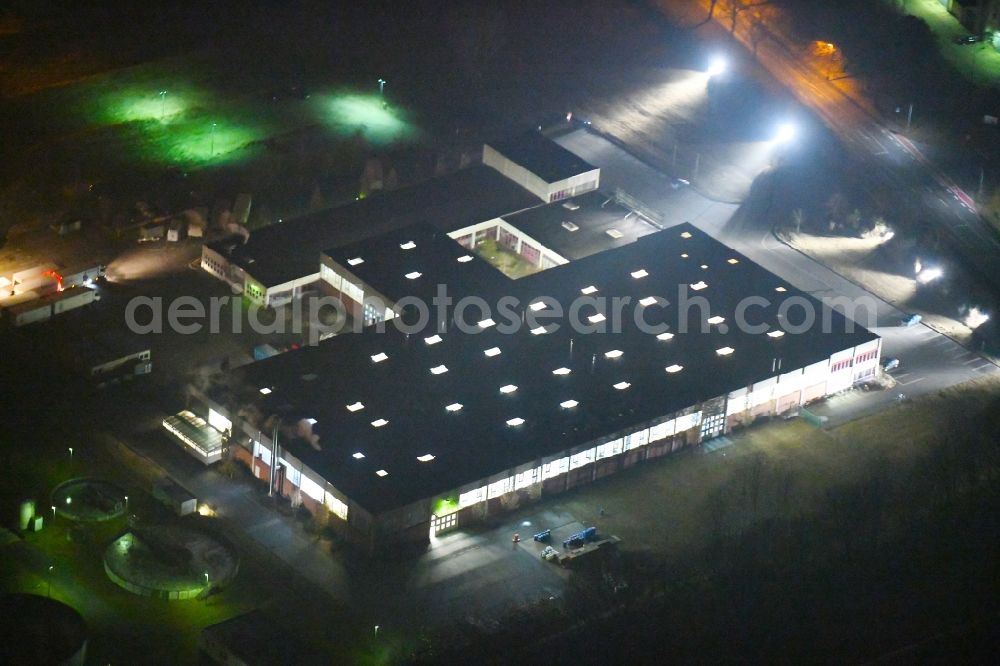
<box><xmin>190</xmin><ymin>215</ymin><xmax>881</xmax><ymax>550</ymax></box>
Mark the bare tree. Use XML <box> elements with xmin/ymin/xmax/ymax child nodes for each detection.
<box><xmin>728</xmin><ymin>0</ymin><xmax>772</xmax><ymax>35</ymax></box>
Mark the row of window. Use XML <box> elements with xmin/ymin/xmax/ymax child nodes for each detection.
<box><xmin>456</xmin><ymin>412</ymin><xmax>702</xmax><ymax>509</ymax></box>
<box><xmin>854</xmin><ymin>349</ymin><xmax>878</xmax><ymax>364</ymax></box>
<box><xmin>832</xmin><ymin>349</ymin><xmax>878</xmax><ymax>373</ymax></box>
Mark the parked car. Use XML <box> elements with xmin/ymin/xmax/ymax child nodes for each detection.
<box><xmin>669</xmin><ymin>177</ymin><xmax>690</xmax><ymax>189</ymax></box>
<box><xmin>881</xmin><ymin>357</ymin><xmax>900</xmax><ymax>371</ymax></box>
<box><xmin>954</xmin><ymin>34</ymin><xmax>981</xmax><ymax>45</ymax></box>
<box><xmin>902</xmin><ymin>313</ymin><xmax>922</xmax><ymax>327</ymax></box>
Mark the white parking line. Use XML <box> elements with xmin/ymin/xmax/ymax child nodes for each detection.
<box><xmin>897</xmin><ymin>376</ymin><xmax>927</xmax><ymax>386</ymax></box>
<box><xmin>963</xmin><ymin>357</ymin><xmax>983</xmax><ymax>365</ymax></box>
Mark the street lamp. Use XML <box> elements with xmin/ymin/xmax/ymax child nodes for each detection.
<box><xmin>51</xmin><ymin>505</ymin><xmax>56</xmax><ymax>519</ymax></box>
<box><xmin>774</xmin><ymin>122</ymin><xmax>797</xmax><ymax>144</ymax></box>
<box><xmin>210</xmin><ymin>122</ymin><xmax>217</xmax><ymax>157</ymax></box>
<box><xmin>159</xmin><ymin>90</ymin><xmax>167</xmax><ymax>119</ymax></box>
<box><xmin>707</xmin><ymin>56</ymin><xmax>727</xmax><ymax>77</ymax></box>
<box><xmin>204</xmin><ymin>572</ymin><xmax>210</xmax><ymax>587</ymax></box>
<box><xmin>47</xmin><ymin>565</ymin><xmax>53</xmax><ymax>598</ymax></box>
<box><xmin>374</xmin><ymin>624</ymin><xmax>380</xmax><ymax>639</ymax></box>
<box><xmin>378</xmin><ymin>78</ymin><xmax>386</xmax><ymax>97</ymax></box>
<box><xmin>68</xmin><ymin>447</ymin><xmax>73</xmax><ymax>461</ymax></box>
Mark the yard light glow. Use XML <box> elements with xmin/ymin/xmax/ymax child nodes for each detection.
<box><xmin>915</xmin><ymin>267</ymin><xmax>943</xmax><ymax>284</ymax></box>
<box><xmin>774</xmin><ymin>122</ymin><xmax>797</xmax><ymax>144</ymax></box>
<box><xmin>707</xmin><ymin>55</ymin><xmax>727</xmax><ymax>77</ymax></box>
<box><xmin>964</xmin><ymin>307</ymin><xmax>990</xmax><ymax>329</ymax></box>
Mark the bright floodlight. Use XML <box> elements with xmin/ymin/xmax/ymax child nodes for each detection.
<box><xmin>775</xmin><ymin>122</ymin><xmax>797</xmax><ymax>144</ymax></box>
<box><xmin>916</xmin><ymin>267</ymin><xmax>943</xmax><ymax>284</ymax></box>
<box><xmin>964</xmin><ymin>307</ymin><xmax>989</xmax><ymax>330</ymax></box>
<box><xmin>707</xmin><ymin>56</ymin><xmax>727</xmax><ymax>77</ymax></box>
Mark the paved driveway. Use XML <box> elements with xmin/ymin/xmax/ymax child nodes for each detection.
<box><xmin>555</xmin><ymin>128</ymin><xmax>999</xmax><ymax>423</ymax></box>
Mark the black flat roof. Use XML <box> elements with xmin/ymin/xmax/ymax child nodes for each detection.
<box><xmin>488</xmin><ymin>131</ymin><xmax>597</xmax><ymax>183</ymax></box>
<box><xmin>207</xmin><ymin>165</ymin><xmax>539</xmax><ymax>288</ymax></box>
<box><xmin>500</xmin><ymin>190</ymin><xmax>660</xmax><ymax>261</ymax></box>
<box><xmin>323</xmin><ymin>224</ymin><xmax>506</xmax><ymax>305</ymax></box>
<box><xmin>217</xmin><ymin>224</ymin><xmax>877</xmax><ymax>514</ymax></box>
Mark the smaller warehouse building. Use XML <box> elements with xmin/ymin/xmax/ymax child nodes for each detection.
<box><xmin>201</xmin><ymin>164</ymin><xmax>540</xmax><ymax>307</ymax></box>
<box><xmin>483</xmin><ymin>130</ymin><xmax>600</xmax><ymax>203</ymax></box>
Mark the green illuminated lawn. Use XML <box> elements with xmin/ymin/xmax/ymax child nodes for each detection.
<box><xmin>26</xmin><ymin>59</ymin><xmax>422</xmax><ymax>170</ymax></box>
<box><xmin>902</xmin><ymin>0</ymin><xmax>1000</xmax><ymax>88</ymax></box>
<box><xmin>322</xmin><ymin>92</ymin><xmax>419</xmax><ymax>145</ymax></box>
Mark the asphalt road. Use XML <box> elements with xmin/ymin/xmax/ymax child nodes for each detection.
<box><xmin>682</xmin><ymin>0</ymin><xmax>1000</xmax><ymax>291</ymax></box>
<box><xmin>556</xmin><ymin>127</ymin><xmax>998</xmax><ymax>424</ymax></box>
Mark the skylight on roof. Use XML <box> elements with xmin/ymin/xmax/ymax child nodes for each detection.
<box><xmin>376</xmin><ymin>469</ymin><xmax>388</xmax><ymax>477</ymax></box>
<box><xmin>690</xmin><ymin>281</ymin><xmax>708</xmax><ymax>291</ymax></box>
<box><xmin>767</xmin><ymin>330</ymin><xmax>786</xmax><ymax>338</ymax></box>
<box><xmin>560</xmin><ymin>399</ymin><xmax>579</xmax><ymax>409</ymax></box>
<box><xmin>457</xmin><ymin>255</ymin><xmax>474</xmax><ymax>263</ymax></box>
<box><xmin>405</xmin><ymin>271</ymin><xmax>422</xmax><ymax>280</ymax></box>
<box><xmin>352</xmin><ymin>451</ymin><xmax>365</xmax><ymax>459</ymax></box>
<box><xmin>613</xmin><ymin>381</ymin><xmax>631</xmax><ymax>390</ymax></box>
<box><xmin>631</xmin><ymin>269</ymin><xmax>649</xmax><ymax>279</ymax></box>
<box><xmin>562</xmin><ymin>220</ymin><xmax>580</xmax><ymax>232</ymax></box>
<box><xmin>430</xmin><ymin>365</ymin><xmax>448</xmax><ymax>375</ymax></box>
<box><xmin>371</xmin><ymin>352</ymin><xmax>388</xmax><ymax>363</ymax></box>
<box><xmin>424</xmin><ymin>334</ymin><xmax>443</xmax><ymax>345</ymax></box>
<box><xmin>700</xmin><ymin>264</ymin><xmax>709</xmax><ymax>270</ymax></box>
<box><xmin>680</xmin><ymin>253</ymin><xmax>689</xmax><ymax>258</ymax></box>
<box><xmin>371</xmin><ymin>418</ymin><xmax>389</xmax><ymax>428</ymax></box>
<box><xmin>605</xmin><ymin>349</ymin><xmax>623</xmax><ymax>359</ymax></box>
<box><xmin>500</xmin><ymin>384</ymin><xmax>518</xmax><ymax>394</ymax></box>
<box><xmin>775</xmin><ymin>286</ymin><xmax>787</xmax><ymax>292</ymax></box>
<box><xmin>707</xmin><ymin>315</ymin><xmax>726</xmax><ymax>325</ymax></box>
<box><xmin>580</xmin><ymin>285</ymin><xmax>598</xmax><ymax>295</ymax></box>
<box><xmin>680</xmin><ymin>231</ymin><xmax>693</xmax><ymax>239</ymax></box>
<box><xmin>478</xmin><ymin>318</ymin><xmax>496</xmax><ymax>328</ymax></box>
<box><xmin>506</xmin><ymin>417</ymin><xmax>525</xmax><ymax>427</ymax></box>
<box><xmin>727</xmin><ymin>258</ymin><xmax>740</xmax><ymax>265</ymax></box>
<box><xmin>639</xmin><ymin>296</ymin><xmax>658</xmax><ymax>307</ymax></box>
<box><xmin>657</xmin><ymin>332</ymin><xmax>675</xmax><ymax>341</ymax></box>
<box><xmin>716</xmin><ymin>346</ymin><xmax>735</xmax><ymax>356</ymax></box>
<box><xmin>484</xmin><ymin>347</ymin><xmax>502</xmax><ymax>357</ymax></box>
<box><xmin>347</xmin><ymin>257</ymin><xmax>364</xmax><ymax>266</ymax></box>
<box><xmin>346</xmin><ymin>402</ymin><xmax>364</xmax><ymax>412</ymax></box>
<box><xmin>588</xmin><ymin>313</ymin><xmax>606</xmax><ymax>324</ymax></box>
<box><xmin>606</xmin><ymin>229</ymin><xmax>624</xmax><ymax>239</ymax></box>
<box><xmin>665</xmin><ymin>364</ymin><xmax>684</xmax><ymax>373</ymax></box>
<box><xmin>417</xmin><ymin>454</ymin><xmax>435</xmax><ymax>462</ymax></box>
<box><xmin>259</xmin><ymin>387</ymin><xmax>272</xmax><ymax>395</ymax></box>
<box><xmin>552</xmin><ymin>367</ymin><xmax>571</xmax><ymax>376</ymax></box>
<box><xmin>529</xmin><ymin>301</ymin><xmax>547</xmax><ymax>312</ymax></box>
<box><xmin>530</xmin><ymin>325</ymin><xmax>548</xmax><ymax>335</ymax></box>
<box><xmin>446</xmin><ymin>402</ymin><xmax>463</xmax><ymax>412</ymax></box>
<box><xmin>305</xmin><ymin>418</ymin><xmax>317</xmax><ymax>425</ymax></box>
<box><xmin>400</xmin><ymin>240</ymin><xmax>416</xmax><ymax>250</ymax></box>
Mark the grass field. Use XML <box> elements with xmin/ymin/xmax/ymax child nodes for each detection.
<box><xmin>550</xmin><ymin>375</ymin><xmax>1000</xmax><ymax>560</ymax></box>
